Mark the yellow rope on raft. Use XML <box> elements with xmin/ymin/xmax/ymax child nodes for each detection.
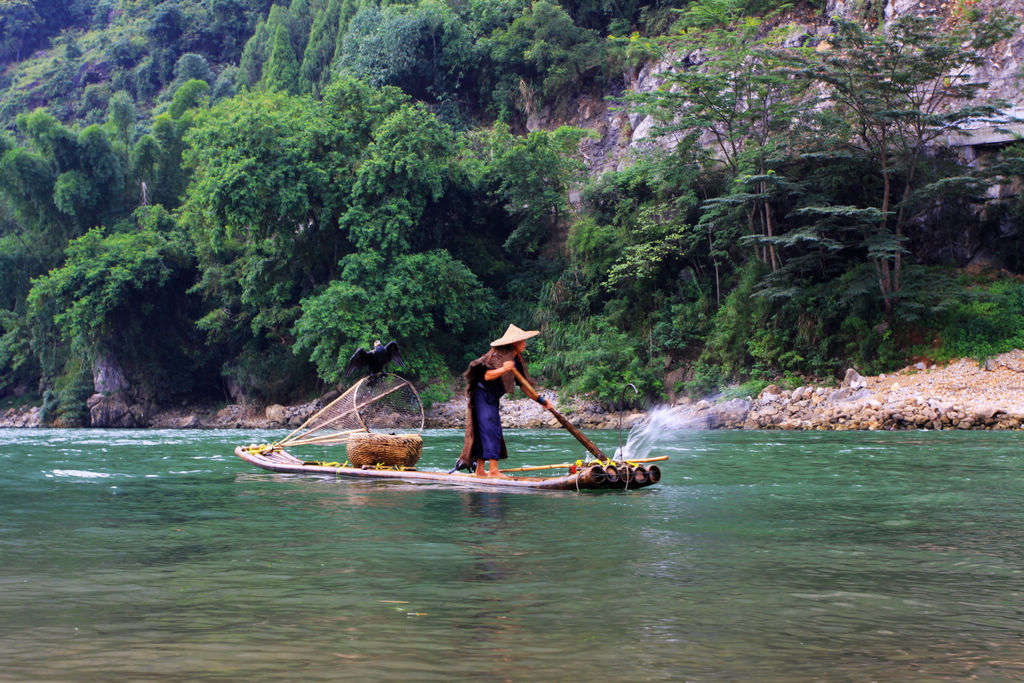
<box><xmin>500</xmin><ymin>455</ymin><xmax>669</xmax><ymax>473</ymax></box>
<box><xmin>300</xmin><ymin>459</ymin><xmax>415</xmax><ymax>472</ymax></box>
<box><xmin>302</xmin><ymin>460</ymin><xmax>351</xmax><ymax>468</ymax></box>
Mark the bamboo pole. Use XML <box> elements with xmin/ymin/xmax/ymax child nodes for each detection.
<box><xmin>282</xmin><ymin>428</ymin><xmax>366</xmax><ymax>447</ymax></box>
<box><xmin>510</xmin><ymin>367</ymin><xmax>608</xmax><ymax>462</ymax></box>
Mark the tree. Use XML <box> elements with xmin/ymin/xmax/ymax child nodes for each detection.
<box><xmin>0</xmin><ymin>0</ymin><xmax>42</xmax><ymax>64</ymax></box>
<box><xmin>24</xmin><ymin>216</ymin><xmax>205</xmax><ymax>409</ymax></box>
<box><xmin>146</xmin><ymin>109</ymin><xmax>194</xmax><ymax>209</ymax></box>
<box><xmin>629</xmin><ymin>11</ymin><xmax>805</xmax><ymax>278</ymax></box>
<box><xmin>130</xmin><ymin>134</ymin><xmax>161</xmax><ymax>206</ymax></box>
<box><xmin>791</xmin><ymin>13</ymin><xmax>1019</xmax><ymax>314</ymax></box>
<box><xmin>173</xmin><ymin>52</ymin><xmax>214</xmax><ymax>86</ymax></box>
<box><xmin>107</xmin><ymin>91</ymin><xmax>136</xmax><ymax>205</ymax></box>
<box><xmin>146</xmin><ymin>2</ymin><xmax>185</xmax><ymax>47</ymax></box>
<box><xmin>168</xmin><ymin>78</ymin><xmax>209</xmax><ymax>119</ymax></box>
<box><xmin>480</xmin><ymin>0</ymin><xmax>606</xmax><ymax>121</ymax></box>
<box><xmin>336</xmin><ymin>1</ymin><xmax>474</xmax><ymax>103</ymax></box>
<box><xmin>181</xmin><ymin>81</ymin><xmax>410</xmax><ymax>397</ymax></box>
<box><xmin>3</xmin><ymin>111</ymin><xmax>124</xmax><ymax>248</ymax></box>
<box><xmin>201</xmin><ymin>0</ymin><xmax>259</xmax><ymax>59</ymax></box>
<box><xmin>262</xmin><ymin>24</ymin><xmax>303</xmax><ymax>94</ymax></box>
<box><xmin>300</xmin><ymin>0</ymin><xmax>343</xmax><ymax>95</ymax></box>
<box><xmin>236</xmin><ymin>15</ymin><xmax>272</xmax><ymax>89</ymax></box>
<box><xmin>294</xmin><ymin>249</ymin><xmax>494</xmax><ymax>381</ymax></box>
<box><xmin>237</xmin><ymin>2</ymin><xmax>309</xmax><ymax>92</ymax></box>
<box><xmin>340</xmin><ymin>102</ymin><xmax>460</xmax><ymax>254</ymax></box>
<box><xmin>470</xmin><ymin>122</ymin><xmax>589</xmax><ymax>254</ymax></box>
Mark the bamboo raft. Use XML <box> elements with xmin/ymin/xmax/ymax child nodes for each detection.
<box><xmin>235</xmin><ymin>446</ymin><xmax>666</xmax><ymax>491</ymax></box>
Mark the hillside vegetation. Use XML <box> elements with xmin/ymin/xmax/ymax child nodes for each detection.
<box><xmin>1</xmin><ymin>0</ymin><xmax>1023</xmax><ymax>425</ymax></box>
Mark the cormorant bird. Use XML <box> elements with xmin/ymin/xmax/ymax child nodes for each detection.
<box><xmin>345</xmin><ymin>340</ymin><xmax>404</xmax><ymax>379</ymax></box>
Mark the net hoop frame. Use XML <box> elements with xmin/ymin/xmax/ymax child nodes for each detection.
<box><xmin>352</xmin><ymin>372</ymin><xmax>425</xmax><ymax>435</ymax></box>
<box><xmin>274</xmin><ymin>373</ymin><xmax>424</xmax><ymax>449</ymax></box>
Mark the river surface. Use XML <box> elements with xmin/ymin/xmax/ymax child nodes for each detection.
<box><xmin>1</xmin><ymin>427</ymin><xmax>1023</xmax><ymax>681</ymax></box>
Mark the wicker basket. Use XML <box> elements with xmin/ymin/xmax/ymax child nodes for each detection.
<box><xmin>346</xmin><ymin>432</ymin><xmax>423</xmax><ymax>467</ymax></box>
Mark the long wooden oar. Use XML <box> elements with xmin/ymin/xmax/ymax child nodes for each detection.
<box><xmin>511</xmin><ymin>367</ymin><xmax>608</xmax><ymax>462</ymax></box>
<box><xmin>502</xmin><ymin>455</ymin><xmax>669</xmax><ymax>473</ymax></box>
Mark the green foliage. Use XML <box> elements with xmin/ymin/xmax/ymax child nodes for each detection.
<box><xmin>168</xmin><ymin>79</ymin><xmax>209</xmax><ymax>118</ymax></box>
<box><xmin>223</xmin><ymin>342</ymin><xmax>315</xmax><ymax>403</ymax></box>
<box><xmin>682</xmin><ymin>360</ymin><xmax>728</xmax><ymax>397</ymax></box>
<box><xmin>294</xmin><ymin>249</ymin><xmax>494</xmax><ymax>383</ymax></box>
<box><xmin>937</xmin><ymin>278</ymin><xmax>1024</xmax><ymax>361</ymax></box>
<box><xmin>337</xmin><ymin>1</ymin><xmax>474</xmax><ymax>103</ymax></box>
<box><xmin>413</xmin><ymin>379</ymin><xmax>454</xmax><ymax>409</ymax></box>
<box><xmin>183</xmin><ymin>80</ymin><xmax>492</xmax><ymax>396</ymax></box>
<box><xmin>237</xmin><ymin>13</ymin><xmax>272</xmax><ymax>89</ymax></box>
<box><xmin>0</xmin><ymin>0</ymin><xmax>92</xmax><ymax>65</ymax></box>
<box><xmin>26</xmin><ymin>225</ymin><xmax>185</xmax><ymax>352</ymax></box>
<box><xmin>560</xmin><ymin>0</ymin><xmax>683</xmax><ymax>32</ymax></box>
<box><xmin>211</xmin><ymin>66</ymin><xmax>239</xmax><ymax>101</ymax></box>
<box><xmin>0</xmin><ymin>302</ymin><xmax>38</xmax><ymax>393</ymax></box>
<box><xmin>341</xmin><ymin>102</ymin><xmax>459</xmax><ymax>253</ymax></box>
<box><xmin>146</xmin><ymin>3</ymin><xmax>186</xmax><ymax>47</ymax></box>
<box><xmin>20</xmin><ymin>209</ymin><xmax>206</xmax><ymax>404</ymax></box>
<box><xmin>673</xmin><ymin>0</ymin><xmax>746</xmax><ymax>29</ymax></box>
<box><xmin>717</xmin><ymin>377</ymin><xmax>769</xmax><ymax>401</ymax></box>
<box><xmin>79</xmin><ymin>84</ymin><xmax>112</xmax><ymax>123</ymax></box>
<box><xmin>698</xmin><ymin>258</ymin><xmax>765</xmax><ymax>376</ymax></box>
<box><xmin>262</xmin><ymin>24</ymin><xmax>303</xmax><ymax>94</ymax></box>
<box><xmin>568</xmin><ymin>150</ymin><xmax>708</xmax><ymax>350</ymax></box>
<box><xmin>173</xmin><ymin>52</ymin><xmax>214</xmax><ymax>86</ymax></box>
<box><xmin>37</xmin><ymin>388</ymin><xmax>57</xmax><ymax>424</ymax></box>
<box><xmin>480</xmin><ymin>0</ymin><xmax>607</xmax><ymax>121</ymax></box>
<box><xmin>236</xmin><ymin>1</ymin><xmax>311</xmax><ymax>93</ymax></box>
<box><xmin>789</xmin><ymin>12</ymin><xmax>1021</xmax><ymax>312</ymax></box>
<box><xmin>472</xmin><ymin>123</ymin><xmax>589</xmax><ymax>254</ymax></box>
<box><xmin>539</xmin><ymin>317</ymin><xmax>662</xmax><ymax>404</ymax></box>
<box><xmin>3</xmin><ymin>0</ymin><xmax>1024</xmax><ymax>415</ymax></box>
<box><xmin>300</xmin><ymin>0</ymin><xmax>344</xmax><ymax>95</ymax></box>
<box><xmin>51</xmin><ymin>354</ymin><xmax>93</xmax><ymax>426</ymax></box>
<box><xmin>0</xmin><ymin>1</ymin><xmax>43</xmax><ymax>65</ymax></box>
<box><xmin>1</xmin><ymin>111</ymin><xmax>124</xmax><ymax>251</ymax></box>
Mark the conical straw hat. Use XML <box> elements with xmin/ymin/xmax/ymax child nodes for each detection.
<box><xmin>490</xmin><ymin>324</ymin><xmax>540</xmax><ymax>347</ymax></box>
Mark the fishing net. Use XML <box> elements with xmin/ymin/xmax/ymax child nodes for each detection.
<box><xmin>275</xmin><ymin>373</ymin><xmax>424</xmax><ymax>448</ymax></box>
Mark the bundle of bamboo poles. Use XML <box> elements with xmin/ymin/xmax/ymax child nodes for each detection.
<box><xmin>574</xmin><ymin>462</ymin><xmax>662</xmax><ymax>489</ymax></box>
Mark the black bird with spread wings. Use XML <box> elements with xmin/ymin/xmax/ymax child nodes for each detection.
<box><xmin>345</xmin><ymin>340</ymin><xmax>405</xmax><ymax>379</ymax></box>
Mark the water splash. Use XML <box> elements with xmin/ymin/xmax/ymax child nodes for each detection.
<box><xmin>616</xmin><ymin>404</ymin><xmax>707</xmax><ymax>460</ymax></box>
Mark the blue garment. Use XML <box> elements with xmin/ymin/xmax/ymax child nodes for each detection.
<box><xmin>459</xmin><ymin>350</ymin><xmax>531</xmax><ymax>470</ymax></box>
<box><xmin>472</xmin><ymin>382</ymin><xmax>503</xmax><ymax>460</ymax></box>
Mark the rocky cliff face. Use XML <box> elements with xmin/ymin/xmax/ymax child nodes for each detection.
<box><xmin>86</xmin><ymin>355</ymin><xmax>150</xmax><ymax>428</ymax></box>
<box><xmin>876</xmin><ymin>0</ymin><xmax>1022</xmax><ymax>105</ymax></box>
<box><xmin>531</xmin><ymin>0</ymin><xmax>1023</xmax><ymax>274</ymax></box>
<box><xmin>540</xmin><ymin>0</ymin><xmax>1024</xmax><ymax>177</ymax></box>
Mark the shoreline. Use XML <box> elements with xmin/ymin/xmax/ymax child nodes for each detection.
<box><xmin>6</xmin><ymin>350</ymin><xmax>1024</xmax><ymax>431</ymax></box>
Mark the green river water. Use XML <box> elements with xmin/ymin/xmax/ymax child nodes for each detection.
<box><xmin>2</xmin><ymin>426</ymin><xmax>1023</xmax><ymax>681</ymax></box>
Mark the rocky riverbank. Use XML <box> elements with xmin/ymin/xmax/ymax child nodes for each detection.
<box><xmin>6</xmin><ymin>350</ymin><xmax>1024</xmax><ymax>431</ymax></box>
<box><xmin>682</xmin><ymin>350</ymin><xmax>1024</xmax><ymax>431</ymax></box>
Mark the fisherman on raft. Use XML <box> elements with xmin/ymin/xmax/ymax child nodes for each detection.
<box><xmin>455</xmin><ymin>324</ymin><xmax>556</xmax><ymax>478</ymax></box>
